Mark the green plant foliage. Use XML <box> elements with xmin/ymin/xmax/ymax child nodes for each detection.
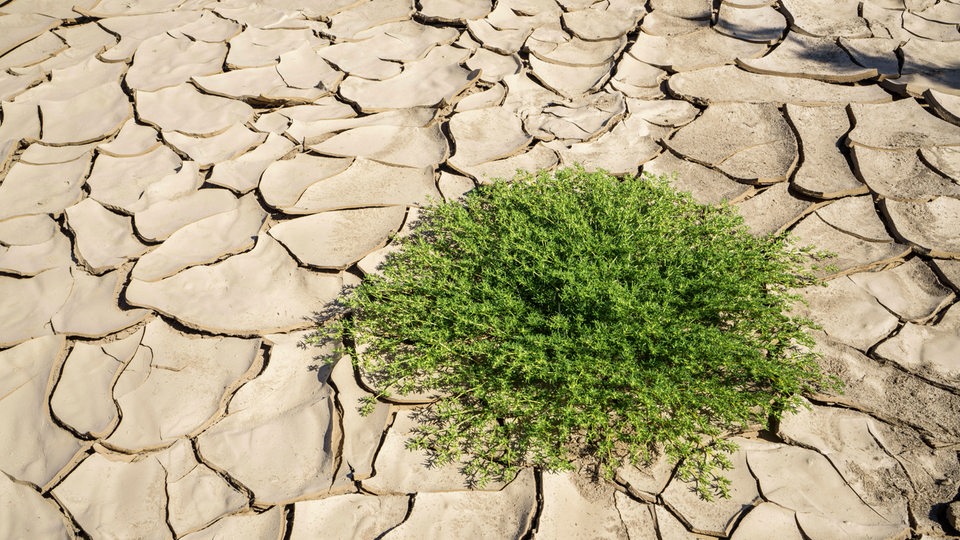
<box><xmin>316</xmin><ymin>167</ymin><xmax>840</xmax><ymax>498</ymax></box>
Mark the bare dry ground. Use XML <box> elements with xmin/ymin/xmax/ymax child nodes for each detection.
<box><xmin>1</xmin><ymin>0</ymin><xmax>959</xmax><ymax>537</ymax></box>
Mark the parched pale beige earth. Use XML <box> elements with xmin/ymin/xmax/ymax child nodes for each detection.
<box><xmin>1</xmin><ymin>0</ymin><xmax>959</xmax><ymax>538</ymax></box>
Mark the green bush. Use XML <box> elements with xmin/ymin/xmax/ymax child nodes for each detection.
<box><xmin>319</xmin><ymin>167</ymin><xmax>839</xmax><ymax>498</ymax></box>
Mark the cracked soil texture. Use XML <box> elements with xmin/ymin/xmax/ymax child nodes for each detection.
<box><xmin>1</xmin><ymin>0</ymin><xmax>959</xmax><ymax>538</ymax></box>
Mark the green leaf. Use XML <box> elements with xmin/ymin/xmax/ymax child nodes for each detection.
<box><xmin>318</xmin><ymin>166</ymin><xmax>840</xmax><ymax>496</ymax></box>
